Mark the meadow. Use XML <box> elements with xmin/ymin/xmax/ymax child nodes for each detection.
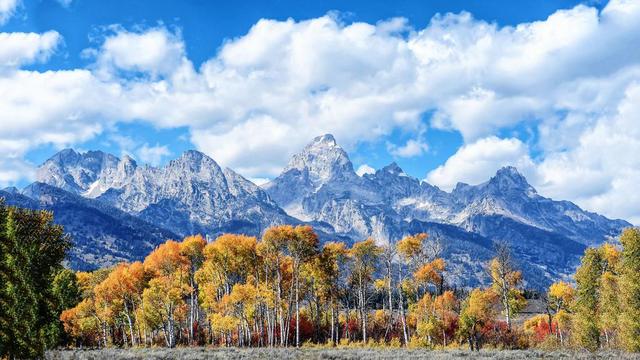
<box><xmin>45</xmin><ymin>348</ymin><xmax>634</xmax><ymax>360</ymax></box>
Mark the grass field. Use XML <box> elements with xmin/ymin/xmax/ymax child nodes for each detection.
<box><xmin>45</xmin><ymin>348</ymin><xmax>636</xmax><ymax>359</ymax></box>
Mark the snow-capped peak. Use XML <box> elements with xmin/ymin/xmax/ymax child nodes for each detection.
<box><xmin>382</xmin><ymin>162</ymin><xmax>404</xmax><ymax>175</ymax></box>
<box><xmin>283</xmin><ymin>133</ymin><xmax>355</xmax><ymax>184</ymax></box>
<box><xmin>487</xmin><ymin>166</ymin><xmax>536</xmax><ymax>194</ymax></box>
<box><xmin>313</xmin><ymin>134</ymin><xmax>338</xmax><ymax>147</ymax></box>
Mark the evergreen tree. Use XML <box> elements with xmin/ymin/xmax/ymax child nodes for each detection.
<box><xmin>573</xmin><ymin>247</ymin><xmax>603</xmax><ymax>351</ymax></box>
<box><xmin>0</xmin><ymin>200</ymin><xmax>71</xmax><ymax>358</ymax></box>
<box><xmin>619</xmin><ymin>228</ymin><xmax>640</xmax><ymax>352</ymax></box>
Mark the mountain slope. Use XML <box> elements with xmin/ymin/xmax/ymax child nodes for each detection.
<box><xmin>30</xmin><ymin>137</ymin><xmax>631</xmax><ymax>288</ymax></box>
<box><xmin>0</xmin><ymin>183</ymin><xmax>178</xmax><ymax>270</ymax></box>
<box><xmin>264</xmin><ymin>134</ymin><xmax>630</xmax><ymax>287</ymax></box>
<box><xmin>450</xmin><ymin>167</ymin><xmax>629</xmax><ymax>246</ymax></box>
<box><xmin>38</xmin><ymin>149</ymin><xmax>297</xmax><ymax>238</ymax></box>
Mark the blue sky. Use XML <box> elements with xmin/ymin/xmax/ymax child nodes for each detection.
<box><xmin>1</xmin><ymin>0</ymin><xmax>640</xmax><ymax>223</ymax></box>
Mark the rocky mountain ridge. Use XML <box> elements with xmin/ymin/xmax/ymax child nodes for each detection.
<box><xmin>37</xmin><ymin>148</ymin><xmax>296</xmax><ymax>238</ymax></box>
<box><xmin>1</xmin><ymin>134</ymin><xmax>631</xmax><ymax>287</ymax></box>
<box><xmin>265</xmin><ymin>135</ymin><xmax>629</xmax><ymax>247</ymax></box>
<box><xmin>263</xmin><ymin>134</ymin><xmax>630</xmax><ymax>286</ymax></box>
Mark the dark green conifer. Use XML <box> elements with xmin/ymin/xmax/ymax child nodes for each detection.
<box><xmin>0</xmin><ymin>200</ymin><xmax>71</xmax><ymax>358</ymax></box>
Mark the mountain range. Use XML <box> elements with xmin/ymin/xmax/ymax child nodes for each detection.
<box><xmin>0</xmin><ymin>134</ymin><xmax>631</xmax><ymax>287</ymax></box>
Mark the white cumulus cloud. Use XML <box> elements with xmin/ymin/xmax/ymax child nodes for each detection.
<box><xmin>0</xmin><ymin>0</ymin><xmax>18</xmax><ymax>25</ymax></box>
<box><xmin>356</xmin><ymin>164</ymin><xmax>376</xmax><ymax>177</ymax></box>
<box><xmin>427</xmin><ymin>137</ymin><xmax>535</xmax><ymax>191</ymax></box>
<box><xmin>387</xmin><ymin>138</ymin><xmax>429</xmax><ymax>158</ymax></box>
<box><xmin>1</xmin><ymin>1</ymin><xmax>640</xmax><ymax>222</ymax></box>
<box><xmin>0</xmin><ymin>31</ymin><xmax>61</xmax><ymax>69</ymax></box>
<box><xmin>91</xmin><ymin>27</ymin><xmax>189</xmax><ymax>79</ymax></box>
<box><xmin>136</xmin><ymin>143</ymin><xmax>171</xmax><ymax>166</ymax></box>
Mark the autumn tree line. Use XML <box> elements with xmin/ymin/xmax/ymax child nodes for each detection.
<box><xmin>57</xmin><ymin>225</ymin><xmax>640</xmax><ymax>352</ymax></box>
<box><xmin>1</xmin><ymin>199</ymin><xmax>640</xmax><ymax>357</ymax></box>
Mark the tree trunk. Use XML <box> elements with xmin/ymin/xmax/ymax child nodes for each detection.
<box><xmin>189</xmin><ymin>276</ymin><xmax>195</xmax><ymax>344</ymax></box>
<box><xmin>296</xmin><ymin>270</ymin><xmax>300</xmax><ymax>348</ymax></box>
<box><xmin>123</xmin><ymin>302</ymin><xmax>136</xmax><ymax>347</ymax></box>
<box><xmin>503</xmin><ymin>290</ymin><xmax>512</xmax><ymax>331</ymax></box>
<box><xmin>358</xmin><ymin>272</ymin><xmax>367</xmax><ymax>343</ymax></box>
<box><xmin>443</xmin><ymin>327</ymin><xmax>447</xmax><ymax>347</ymax></box>
<box><xmin>331</xmin><ymin>305</ymin><xmax>335</xmax><ymax>346</ymax></box>
<box><xmin>387</xmin><ymin>259</ymin><xmax>393</xmax><ymax>313</ymax></box>
<box><xmin>398</xmin><ymin>267</ymin><xmax>409</xmax><ymax>345</ymax></box>
<box><xmin>276</xmin><ymin>261</ymin><xmax>285</xmax><ymax>347</ymax></box>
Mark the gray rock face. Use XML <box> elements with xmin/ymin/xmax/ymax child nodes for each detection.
<box><xmin>36</xmin><ymin>149</ymin><xmax>122</xmax><ymax>194</ymax></box>
<box><xmin>264</xmin><ymin>134</ymin><xmax>631</xmax><ymax>287</ymax></box>
<box><xmin>25</xmin><ymin>134</ymin><xmax>631</xmax><ymax>288</ymax></box>
<box><xmin>266</xmin><ymin>135</ymin><xmax>629</xmax><ymax>245</ymax></box>
<box><xmin>37</xmin><ymin>149</ymin><xmax>295</xmax><ymax>239</ymax></box>
<box><xmin>450</xmin><ymin>167</ymin><xmax>629</xmax><ymax>246</ymax></box>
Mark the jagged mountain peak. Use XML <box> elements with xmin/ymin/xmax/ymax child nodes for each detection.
<box><xmin>493</xmin><ymin>166</ymin><xmax>527</xmax><ymax>183</ymax></box>
<box><xmin>121</xmin><ymin>153</ymin><xmax>136</xmax><ymax>162</ymax></box>
<box><xmin>165</xmin><ymin>150</ymin><xmax>225</xmax><ymax>177</ymax></box>
<box><xmin>47</xmin><ymin>148</ymin><xmax>115</xmax><ymax>165</ymax></box>
<box><xmin>381</xmin><ymin>162</ymin><xmax>404</xmax><ymax>175</ymax></box>
<box><xmin>51</xmin><ymin>148</ymin><xmax>78</xmax><ymax>160</ymax></box>
<box><xmin>1</xmin><ymin>186</ymin><xmax>19</xmax><ymax>194</ymax></box>
<box><xmin>451</xmin><ymin>166</ymin><xmax>534</xmax><ymax>196</ymax></box>
<box><xmin>17</xmin><ymin>138</ymin><xmax>632</xmax><ymax>288</ymax></box>
<box><xmin>487</xmin><ymin>166</ymin><xmax>536</xmax><ymax>194</ymax></box>
<box><xmin>173</xmin><ymin>149</ymin><xmax>215</xmax><ymax>165</ymax></box>
<box><xmin>38</xmin><ymin>148</ymin><xmax>121</xmax><ymax>194</ymax></box>
<box><xmin>118</xmin><ymin>154</ymin><xmax>138</xmax><ymax>174</ymax></box>
<box><xmin>453</xmin><ymin>182</ymin><xmax>471</xmax><ymax>192</ymax></box>
<box><xmin>312</xmin><ymin>133</ymin><xmax>338</xmax><ymax>146</ymax></box>
<box><xmin>283</xmin><ymin>134</ymin><xmax>355</xmax><ymax>184</ymax></box>
<box><xmin>178</xmin><ymin>149</ymin><xmax>207</xmax><ymax>158</ymax></box>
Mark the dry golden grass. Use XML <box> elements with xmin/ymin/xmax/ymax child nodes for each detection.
<box><xmin>46</xmin><ymin>348</ymin><xmax>635</xmax><ymax>360</ymax></box>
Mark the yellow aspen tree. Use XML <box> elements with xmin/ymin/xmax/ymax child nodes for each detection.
<box><xmin>457</xmin><ymin>288</ymin><xmax>499</xmax><ymax>351</ymax></box>
<box><xmin>489</xmin><ymin>243</ymin><xmax>526</xmax><ymax>331</ymax></box>
<box><xmin>599</xmin><ymin>271</ymin><xmax>619</xmax><ymax>347</ymax></box>
<box><xmin>143</xmin><ymin>240</ymin><xmax>190</xmax><ymax>348</ymax></box>
<box><xmin>311</xmin><ymin>241</ymin><xmax>347</xmax><ymax>346</ymax></box>
<box><xmin>396</xmin><ymin>233</ymin><xmax>429</xmax><ymax>344</ymax></box>
<box><xmin>261</xmin><ymin>226</ymin><xmax>295</xmax><ymax>346</ymax></box>
<box><xmin>573</xmin><ymin>247</ymin><xmax>603</xmax><ymax>351</ymax></box>
<box><xmin>349</xmin><ymin>238</ymin><xmax>381</xmax><ymax>344</ymax></box>
<box><xmin>619</xmin><ymin>228</ymin><xmax>640</xmax><ymax>352</ymax></box>
<box><xmin>547</xmin><ymin>280</ymin><xmax>575</xmax><ymax>345</ymax></box>
<box><xmin>433</xmin><ymin>290</ymin><xmax>458</xmax><ymax>347</ymax></box>
<box><xmin>179</xmin><ymin>235</ymin><xmax>206</xmax><ymax>344</ymax></box>
<box><xmin>289</xmin><ymin>226</ymin><xmax>319</xmax><ymax>348</ymax></box>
